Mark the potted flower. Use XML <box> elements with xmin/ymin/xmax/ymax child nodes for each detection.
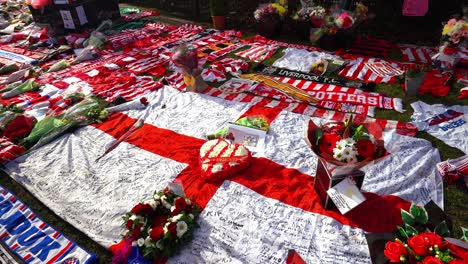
<box><xmin>432</xmin><ymin>18</ymin><xmax>467</xmax><ymax>72</ymax></box>
<box><xmin>209</xmin><ymin>0</ymin><xmax>227</xmax><ymax>30</ymax></box>
<box><xmin>253</xmin><ymin>2</ymin><xmax>288</xmax><ymax>38</ymax></box>
<box><xmin>405</xmin><ymin>65</ymin><xmax>428</xmax><ymax>97</ymax></box>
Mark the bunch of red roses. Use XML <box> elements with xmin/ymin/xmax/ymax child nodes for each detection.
<box><xmin>310</xmin><ymin>116</ymin><xmax>386</xmax><ymax>164</ymax></box>
<box><xmin>383</xmin><ymin>204</ymin><xmax>467</xmax><ymax>263</ymax></box>
<box><xmin>121</xmin><ymin>187</ymin><xmax>201</xmax><ymax>261</ymax></box>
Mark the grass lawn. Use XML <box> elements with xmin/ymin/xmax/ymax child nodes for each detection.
<box><xmin>0</xmin><ymin>4</ymin><xmax>467</xmax><ymax>263</ymax></box>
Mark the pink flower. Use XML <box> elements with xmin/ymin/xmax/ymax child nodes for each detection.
<box><xmin>335</xmin><ymin>13</ymin><xmax>354</xmax><ymax>29</ymax></box>
<box><xmin>448</xmin><ymin>18</ymin><xmax>457</xmax><ymax>26</ymax></box>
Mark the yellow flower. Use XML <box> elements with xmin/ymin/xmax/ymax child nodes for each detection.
<box><xmin>442</xmin><ymin>25</ymin><xmax>452</xmax><ymax>35</ymax></box>
<box><xmin>279</xmin><ymin>0</ymin><xmax>286</xmax><ymax>5</ymax></box>
<box><xmin>272</xmin><ymin>3</ymin><xmax>287</xmax><ymax>16</ymax></box>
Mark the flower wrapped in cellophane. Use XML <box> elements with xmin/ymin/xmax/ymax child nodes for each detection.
<box><xmin>22</xmin><ymin>96</ymin><xmax>108</xmax><ymax>151</ymax></box>
<box><xmin>171</xmin><ymin>44</ymin><xmax>207</xmax><ymax>92</ymax></box>
<box><xmin>305</xmin><ymin>116</ymin><xmax>389</xmax><ymax>176</ymax></box>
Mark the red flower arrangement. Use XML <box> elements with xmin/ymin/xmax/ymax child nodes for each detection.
<box><xmin>381</xmin><ymin>203</ymin><xmax>468</xmax><ymax>263</ymax></box>
<box><xmin>305</xmin><ymin>116</ymin><xmax>388</xmax><ymax>176</ymax></box>
<box><xmin>116</xmin><ymin>187</ymin><xmax>201</xmax><ymax>262</ymax></box>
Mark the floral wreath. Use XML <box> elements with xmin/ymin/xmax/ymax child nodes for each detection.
<box><xmin>121</xmin><ymin>187</ymin><xmax>201</xmax><ymax>261</ymax></box>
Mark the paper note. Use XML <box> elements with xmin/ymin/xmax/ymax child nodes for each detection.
<box><xmin>227</xmin><ymin>123</ymin><xmax>267</xmax><ymax>153</ymax></box>
<box><xmin>75</xmin><ymin>5</ymin><xmax>88</xmax><ymax>25</ymax></box>
<box><xmin>327</xmin><ymin>177</ymin><xmax>366</xmax><ymax>214</ymax></box>
<box><xmin>60</xmin><ymin>10</ymin><xmax>75</xmax><ymax>29</ymax></box>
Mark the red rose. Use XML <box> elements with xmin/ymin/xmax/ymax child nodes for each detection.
<box><xmin>319</xmin><ymin>133</ymin><xmax>342</xmax><ymax>155</ymax></box>
<box><xmin>163</xmin><ymin>187</ymin><xmax>171</xmax><ymax>195</ymax></box>
<box><xmin>357</xmin><ymin>139</ymin><xmax>376</xmax><ymax>159</ymax></box>
<box><xmin>132</xmin><ymin>223</ymin><xmax>144</xmax><ymax>238</ymax></box>
<box><xmin>449</xmin><ymin>260</ymin><xmax>464</xmax><ymax>264</ymax></box>
<box><xmin>150</xmin><ymin>226</ymin><xmax>164</xmax><ymax>241</ymax></box>
<box><xmin>420</xmin><ymin>233</ymin><xmax>443</xmax><ymax>248</ymax></box>
<box><xmin>447</xmin><ymin>242</ymin><xmax>468</xmax><ymax>261</ymax></box>
<box><xmin>2</xmin><ymin>115</ymin><xmax>36</xmax><ymax>141</ymax></box>
<box><xmin>408</xmin><ymin>234</ymin><xmax>430</xmax><ymax>256</ymax></box>
<box><xmin>384</xmin><ymin>241</ymin><xmax>407</xmax><ymax>262</ymax></box>
<box><xmin>167</xmin><ymin>222</ymin><xmax>177</xmax><ymax>238</ymax></box>
<box><xmin>175</xmin><ymin>197</ymin><xmax>190</xmax><ymax>212</ymax></box>
<box><xmin>423</xmin><ymin>256</ymin><xmax>444</xmax><ymax>264</ymax></box>
<box><xmin>141</xmin><ymin>204</ymin><xmax>153</xmax><ymax>215</ymax></box>
<box><xmin>131</xmin><ymin>203</ymin><xmax>144</xmax><ymax>214</ymax></box>
<box><xmin>152</xmin><ymin>215</ymin><xmax>168</xmax><ymax>227</ymax></box>
<box><xmin>126</xmin><ymin>219</ymin><xmax>134</xmax><ymax>229</ymax></box>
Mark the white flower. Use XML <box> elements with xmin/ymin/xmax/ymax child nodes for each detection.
<box><xmin>129</xmin><ymin>215</ymin><xmax>138</xmax><ymax>221</ymax></box>
<box><xmin>160</xmin><ymin>195</ymin><xmax>172</xmax><ymax>209</ymax></box>
<box><xmin>137</xmin><ymin>238</ymin><xmax>145</xmax><ymax>247</ymax></box>
<box><xmin>144</xmin><ymin>237</ymin><xmax>153</xmax><ymax>247</ymax></box>
<box><xmin>189</xmin><ymin>214</ymin><xmax>194</xmax><ymax>219</ymax></box>
<box><xmin>171</xmin><ymin>213</ymin><xmax>184</xmax><ymax>222</ymax></box>
<box><xmin>156</xmin><ymin>240</ymin><xmax>163</xmax><ymax>250</ymax></box>
<box><xmin>185</xmin><ymin>198</ymin><xmax>191</xmax><ymax>205</ymax></box>
<box><xmin>333</xmin><ymin>138</ymin><xmax>358</xmax><ymax>163</ymax></box>
<box><xmin>176</xmin><ymin>221</ymin><xmax>188</xmax><ymax>238</ymax></box>
<box><xmin>170</xmin><ymin>205</ymin><xmax>176</xmax><ymax>212</ymax></box>
<box><xmin>153</xmin><ymin>193</ymin><xmax>160</xmax><ymax>200</ymax></box>
<box><xmin>144</xmin><ymin>199</ymin><xmax>159</xmax><ymax>209</ymax></box>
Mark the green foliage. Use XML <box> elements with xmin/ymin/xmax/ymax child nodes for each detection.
<box><xmin>397</xmin><ymin>226</ymin><xmax>409</xmax><ymax>240</ymax></box>
<box><xmin>434</xmin><ymin>221</ymin><xmax>450</xmax><ymax>237</ymax></box>
<box><xmin>410</xmin><ymin>204</ymin><xmax>428</xmax><ymax>225</ymax></box>
<box><xmin>209</xmin><ymin>0</ymin><xmax>226</xmax><ymax>16</ymax></box>
<box><xmin>461</xmin><ymin>227</ymin><xmax>468</xmax><ymax>242</ymax></box>
<box><xmin>401</xmin><ymin>209</ymin><xmax>416</xmax><ymax>226</ymax></box>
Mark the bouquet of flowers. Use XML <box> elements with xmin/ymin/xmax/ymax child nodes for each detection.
<box><xmin>113</xmin><ymin>187</ymin><xmax>201</xmax><ymax>263</ymax></box>
<box><xmin>253</xmin><ymin>2</ymin><xmax>288</xmax><ymax>22</ymax></box>
<box><xmin>441</xmin><ymin>19</ymin><xmax>467</xmax><ymax>46</ymax></box>
<box><xmin>171</xmin><ymin>44</ymin><xmax>207</xmax><ymax>92</ymax></box>
<box><xmin>22</xmin><ymin>96</ymin><xmax>108</xmax><ymax>150</ymax></box>
<box><xmin>292</xmin><ymin>6</ymin><xmax>326</xmax><ymax>27</ymax></box>
<box><xmin>369</xmin><ymin>202</ymin><xmax>468</xmax><ymax>263</ymax></box>
<box><xmin>432</xmin><ymin>19</ymin><xmax>467</xmax><ymax>71</ymax></box>
<box><xmin>305</xmin><ymin>116</ymin><xmax>388</xmax><ymax>176</ymax></box>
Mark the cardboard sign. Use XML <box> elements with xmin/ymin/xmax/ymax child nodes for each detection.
<box><xmin>326</xmin><ymin>177</ymin><xmax>366</xmax><ymax>214</ymax></box>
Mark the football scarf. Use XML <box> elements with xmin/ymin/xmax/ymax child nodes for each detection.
<box><xmin>260</xmin><ymin>65</ymin><xmax>375</xmax><ymax>90</ymax></box>
<box><xmin>247</xmin><ymin>35</ymin><xmax>320</xmax><ymax>51</ymax></box>
<box><xmin>235</xmin><ymin>44</ymin><xmax>279</xmax><ymax>63</ymax></box>
<box><xmin>0</xmin><ymin>185</ymin><xmax>97</xmax><ymax>264</ymax></box>
<box><xmin>210</xmin><ymin>57</ymin><xmax>250</xmax><ymax>74</ymax></box>
<box><xmin>436</xmin><ymin>155</ymin><xmax>468</xmax><ymax>184</ymax></box>
<box><xmin>206</xmin><ymin>43</ymin><xmax>245</xmax><ymax>62</ymax></box>
<box><xmin>271</xmin><ymin>75</ymin><xmax>404</xmax><ymax>112</ymax></box>
<box><xmin>349</xmin><ymin>37</ymin><xmax>397</xmax><ymax>58</ymax></box>
<box><xmin>399</xmin><ymin>45</ymin><xmax>436</xmax><ymax>64</ymax></box>
<box><xmin>339</xmin><ymin>56</ymin><xmax>403</xmax><ymax>84</ymax></box>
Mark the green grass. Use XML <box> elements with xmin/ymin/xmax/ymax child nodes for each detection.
<box><xmin>0</xmin><ymin>4</ymin><xmax>466</xmax><ymax>263</ymax></box>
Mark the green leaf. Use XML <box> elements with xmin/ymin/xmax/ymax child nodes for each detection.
<box><xmin>410</xmin><ymin>204</ymin><xmax>420</xmax><ymax>218</ymax></box>
<box><xmin>401</xmin><ymin>209</ymin><xmax>416</xmax><ymax>226</ymax></box>
<box><xmin>461</xmin><ymin>227</ymin><xmax>468</xmax><ymax>242</ymax></box>
<box><xmin>410</xmin><ymin>204</ymin><xmax>428</xmax><ymax>224</ymax></box>
<box><xmin>405</xmin><ymin>223</ymin><xmax>418</xmax><ymax>237</ymax></box>
<box><xmin>434</xmin><ymin>221</ymin><xmax>450</xmax><ymax>237</ymax></box>
<box><xmin>397</xmin><ymin>226</ymin><xmax>408</xmax><ymax>240</ymax></box>
<box><xmin>315</xmin><ymin>128</ymin><xmax>323</xmax><ymax>146</ymax></box>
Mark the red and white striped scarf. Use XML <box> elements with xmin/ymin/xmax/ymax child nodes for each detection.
<box><xmin>235</xmin><ymin>44</ymin><xmax>279</xmax><ymax>63</ymax></box>
<box><xmin>121</xmin><ymin>10</ymin><xmax>160</xmax><ymax>21</ymax></box>
<box><xmin>210</xmin><ymin>57</ymin><xmax>250</xmax><ymax>74</ymax></box>
<box><xmin>399</xmin><ymin>45</ymin><xmax>436</xmax><ymax>64</ymax></box>
<box><xmin>164</xmin><ymin>72</ymin><xmax>374</xmax><ymax>116</ymax></box>
<box><xmin>107</xmin><ymin>29</ymin><xmax>151</xmax><ymax>49</ymax></box>
<box><xmin>272</xmin><ymin>76</ymin><xmax>404</xmax><ymax>112</ymax></box>
<box><xmin>338</xmin><ymin>56</ymin><xmax>404</xmax><ymax>84</ymax></box>
<box><xmin>206</xmin><ymin>43</ymin><xmax>246</xmax><ymax>62</ymax></box>
<box><xmin>437</xmin><ymin>155</ymin><xmax>468</xmax><ymax>184</ymax></box>
<box><xmin>248</xmin><ymin>35</ymin><xmax>320</xmax><ymax>51</ymax></box>
<box><xmin>201</xmin><ymin>69</ymin><xmax>226</xmax><ymax>83</ymax></box>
